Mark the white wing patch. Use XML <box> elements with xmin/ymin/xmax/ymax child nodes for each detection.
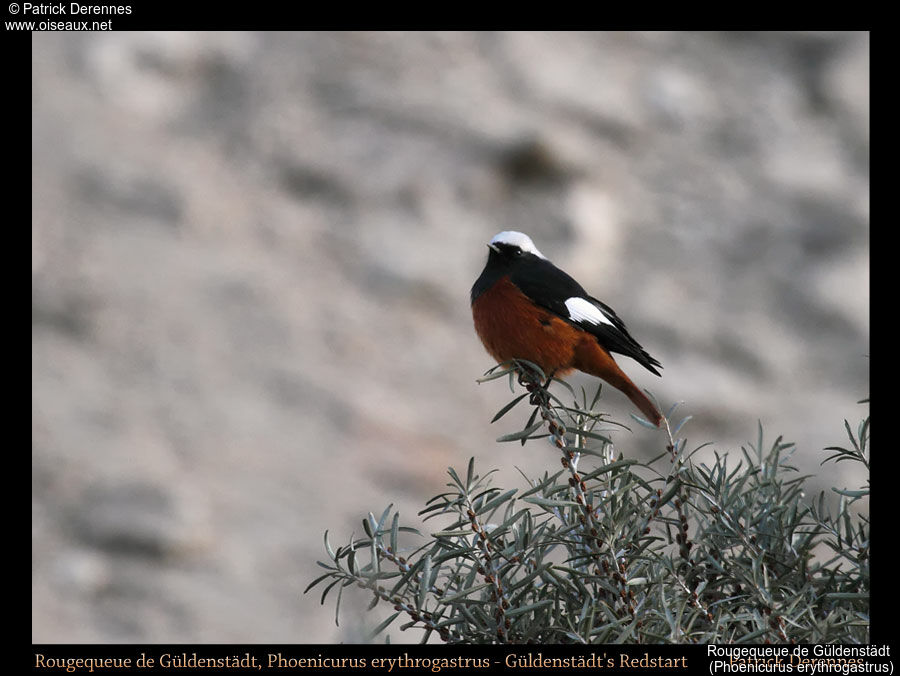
<box><xmin>564</xmin><ymin>297</ymin><xmax>614</xmax><ymax>327</ymax></box>
<box><xmin>490</xmin><ymin>231</ymin><xmax>547</xmax><ymax>259</ymax></box>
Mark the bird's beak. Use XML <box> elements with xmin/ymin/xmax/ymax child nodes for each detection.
<box><xmin>487</xmin><ymin>243</ymin><xmax>499</xmax><ymax>253</ymax></box>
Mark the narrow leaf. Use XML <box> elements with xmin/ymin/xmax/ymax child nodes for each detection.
<box><xmin>369</xmin><ymin>611</ymin><xmax>401</xmax><ymax>639</ymax></box>
<box><xmin>497</xmin><ymin>421</ymin><xmax>545</xmax><ymax>443</ymax></box>
<box><xmin>504</xmin><ymin>599</ymin><xmax>554</xmax><ymax>617</ymax></box>
<box><xmin>418</xmin><ymin>554</ymin><xmax>432</xmax><ymax>610</ymax></box>
<box><xmin>491</xmin><ymin>393</ymin><xmax>530</xmax><ymax>423</ymax></box>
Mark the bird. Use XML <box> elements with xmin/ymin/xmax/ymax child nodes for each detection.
<box><xmin>471</xmin><ymin>231</ymin><xmax>663</xmax><ymax>427</ymax></box>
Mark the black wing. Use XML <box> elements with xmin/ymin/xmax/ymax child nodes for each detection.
<box><xmin>510</xmin><ymin>258</ymin><xmax>662</xmax><ymax>376</ymax></box>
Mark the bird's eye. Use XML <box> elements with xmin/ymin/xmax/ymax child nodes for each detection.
<box><xmin>513</xmin><ymin>247</ymin><xmax>523</xmax><ymax>256</ymax></box>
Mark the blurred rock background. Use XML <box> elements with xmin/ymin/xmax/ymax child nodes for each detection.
<box><xmin>32</xmin><ymin>31</ymin><xmax>868</xmax><ymax>643</ymax></box>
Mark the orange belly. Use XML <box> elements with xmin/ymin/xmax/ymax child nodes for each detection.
<box><xmin>472</xmin><ymin>275</ymin><xmax>582</xmax><ymax>376</ymax></box>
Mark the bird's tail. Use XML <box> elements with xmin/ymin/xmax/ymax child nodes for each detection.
<box><xmin>573</xmin><ymin>338</ymin><xmax>663</xmax><ymax>427</ymax></box>
<box><xmin>620</xmin><ymin>381</ymin><xmax>663</xmax><ymax>427</ymax></box>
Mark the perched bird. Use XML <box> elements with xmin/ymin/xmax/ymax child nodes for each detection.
<box><xmin>471</xmin><ymin>231</ymin><xmax>663</xmax><ymax>427</ymax></box>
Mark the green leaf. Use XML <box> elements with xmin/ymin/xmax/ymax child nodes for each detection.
<box><xmin>656</xmin><ymin>478</ymin><xmax>682</xmax><ymax>509</ymax></box>
<box><xmin>389</xmin><ymin>556</ymin><xmax>428</xmax><ymax>598</ymax></box>
<box><xmin>475</xmin><ymin>489</ymin><xmax>518</xmax><ymax>517</ymax></box>
<box><xmin>580</xmin><ymin>458</ymin><xmax>640</xmax><ymax>481</ymax></box>
<box><xmin>419</xmin><ymin>554</ymin><xmax>432</xmax><ymax>610</ymax></box>
<box><xmin>523</xmin><ymin>496</ymin><xmax>580</xmax><ymax>509</ymax></box>
<box><xmin>476</xmin><ymin>365</ymin><xmax>517</xmax><ymax>383</ymax></box>
<box><xmin>431</xmin><ymin>529</ymin><xmax>474</xmax><ymax>538</ymax></box>
<box><xmin>521</xmin><ymin>406</ymin><xmax>541</xmax><ymax>446</ymax></box>
<box><xmin>376</xmin><ymin>504</ymin><xmax>394</xmax><ymax>533</ymax></box>
<box><xmin>670</xmin><ymin>415</ymin><xmax>693</xmax><ymax>438</ymax></box>
<box><xmin>304</xmin><ymin>572</ymin><xmax>334</xmax><ymax>594</ymax></box>
<box><xmin>436</xmin><ymin>583</ymin><xmax>491</xmax><ymax>603</ymax></box>
<box><xmin>446</xmin><ymin>466</ymin><xmax>464</xmax><ymax>491</ymax></box>
<box><xmin>824</xmin><ymin>592</ymin><xmax>869</xmax><ymax>601</ymax></box>
<box><xmin>334</xmin><ymin>583</ymin><xmax>344</xmax><ymax>626</ymax></box>
<box><xmin>491</xmin><ymin>393</ymin><xmax>530</xmax><ymax>423</ymax></box>
<box><xmin>512</xmin><ymin>358</ymin><xmax>546</xmax><ymax>380</ymax></box>
<box><xmin>630</xmin><ymin>413</ymin><xmax>658</xmax><ymax>429</ymax></box>
<box><xmin>496</xmin><ymin>421</ymin><xmax>545</xmax><ymax>443</ymax></box>
<box><xmin>369</xmin><ymin>610</ymin><xmax>401</xmax><ymax>639</ymax></box>
<box><xmin>389</xmin><ymin>513</ymin><xmax>399</xmax><ymax>556</ymax></box>
<box><xmin>505</xmin><ymin>599</ymin><xmax>555</xmax><ymax>617</ymax></box>
<box><xmin>831</xmin><ymin>487</ymin><xmax>869</xmax><ymax>498</ymax></box>
<box><xmin>551</xmin><ymin>376</ymin><xmax>577</xmax><ymax>400</ymax></box>
<box><xmin>573</xmin><ymin>427</ymin><xmax>613</xmax><ymax>444</ymax></box>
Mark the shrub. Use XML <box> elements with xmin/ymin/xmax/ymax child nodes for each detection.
<box><xmin>306</xmin><ymin>361</ymin><xmax>869</xmax><ymax>643</ymax></box>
